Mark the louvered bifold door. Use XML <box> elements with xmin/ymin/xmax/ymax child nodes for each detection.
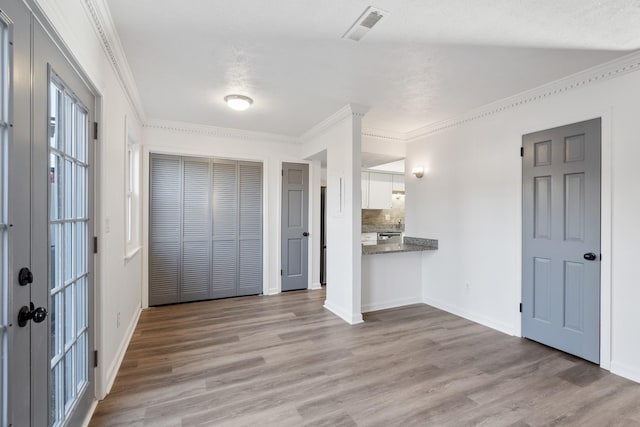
<box><xmin>211</xmin><ymin>159</ymin><xmax>238</xmax><ymax>299</ymax></box>
<box><xmin>238</xmin><ymin>161</ymin><xmax>263</xmax><ymax>296</ymax></box>
<box><xmin>181</xmin><ymin>158</ymin><xmax>212</xmax><ymax>302</ymax></box>
<box><xmin>149</xmin><ymin>154</ymin><xmax>182</xmax><ymax>305</ymax></box>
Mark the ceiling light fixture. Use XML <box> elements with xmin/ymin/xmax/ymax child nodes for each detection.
<box><xmin>224</xmin><ymin>94</ymin><xmax>253</xmax><ymax>111</ymax></box>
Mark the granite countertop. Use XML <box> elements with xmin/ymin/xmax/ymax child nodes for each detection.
<box><xmin>362</xmin><ymin>237</ymin><xmax>438</xmax><ymax>255</ymax></box>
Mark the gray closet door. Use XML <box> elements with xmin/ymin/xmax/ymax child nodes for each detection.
<box><xmin>238</xmin><ymin>161</ymin><xmax>263</xmax><ymax>296</ymax></box>
<box><xmin>212</xmin><ymin>159</ymin><xmax>238</xmax><ymax>299</ymax></box>
<box><xmin>149</xmin><ymin>155</ymin><xmax>182</xmax><ymax>305</ymax></box>
<box><xmin>150</xmin><ymin>154</ymin><xmax>263</xmax><ymax>305</ymax></box>
<box><xmin>181</xmin><ymin>158</ymin><xmax>211</xmax><ymax>302</ymax></box>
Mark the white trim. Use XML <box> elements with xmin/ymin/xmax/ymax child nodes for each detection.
<box><xmin>81</xmin><ymin>0</ymin><xmax>146</xmax><ymax>123</ymax></box>
<box><xmin>79</xmin><ymin>399</ymin><xmax>99</xmax><ymax>427</ymax></box>
<box><xmin>124</xmin><ymin>246</ymin><xmax>141</xmax><ymax>262</ymax></box>
<box><xmin>424</xmin><ymin>297</ymin><xmax>515</xmax><ymax>337</ymax></box>
<box><xmin>361</xmin><ymin>127</ymin><xmax>407</xmax><ymax>143</ymax></box>
<box><xmin>361</xmin><ymin>296</ymin><xmax>423</xmax><ymax>313</ymax></box>
<box><xmin>611</xmin><ymin>361</ymin><xmax>640</xmax><ymax>384</ymax></box>
<box><xmin>324</xmin><ymin>300</ymin><xmax>364</xmax><ymax>325</ymax></box>
<box><xmin>407</xmin><ymin>50</ymin><xmax>640</xmax><ymax>141</ymax></box>
<box><xmin>310</xmin><ymin>282</ymin><xmax>322</xmax><ymax>290</ymax></box>
<box><xmin>144</xmin><ymin>120</ymin><xmax>299</xmax><ymax>144</ymax></box>
<box><xmin>100</xmin><ymin>306</ymin><xmax>141</xmax><ymax>398</ymax></box>
<box><xmin>301</xmin><ymin>104</ymin><xmax>369</xmax><ymax>143</ymax></box>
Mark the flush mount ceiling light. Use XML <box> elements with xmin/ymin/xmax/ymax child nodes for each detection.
<box><xmin>224</xmin><ymin>94</ymin><xmax>253</xmax><ymax>111</ymax></box>
<box><xmin>342</xmin><ymin>6</ymin><xmax>389</xmax><ymax>42</ymax></box>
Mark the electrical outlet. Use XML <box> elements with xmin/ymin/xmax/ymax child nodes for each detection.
<box><xmin>385</xmin><ymin>214</ymin><xmax>391</xmax><ymax>221</ymax></box>
<box><xmin>117</xmin><ymin>312</ymin><xmax>121</xmax><ymax>328</ymax></box>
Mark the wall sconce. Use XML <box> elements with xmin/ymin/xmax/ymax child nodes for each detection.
<box><xmin>411</xmin><ymin>166</ymin><xmax>424</xmax><ymax>178</ymax></box>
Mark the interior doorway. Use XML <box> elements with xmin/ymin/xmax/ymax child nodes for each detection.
<box><xmin>521</xmin><ymin>118</ymin><xmax>601</xmax><ymax>363</ymax></box>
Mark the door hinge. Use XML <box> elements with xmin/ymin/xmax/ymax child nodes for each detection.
<box><xmin>520</xmin><ymin>147</ymin><xmax>524</xmax><ymax>157</ymax></box>
<box><xmin>93</xmin><ymin>122</ymin><xmax>99</xmax><ymax>140</ymax></box>
<box><xmin>94</xmin><ymin>350</ymin><xmax>98</xmax><ymax>367</ymax></box>
<box><xmin>280</xmin><ymin>269</ymin><xmax>283</xmax><ymax>276</ymax></box>
<box><xmin>93</xmin><ymin>236</ymin><xmax>98</xmax><ymax>254</ymax></box>
<box><xmin>519</xmin><ymin>303</ymin><xmax>522</xmax><ymax>313</ymax></box>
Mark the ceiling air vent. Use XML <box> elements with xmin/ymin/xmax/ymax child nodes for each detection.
<box><xmin>342</xmin><ymin>6</ymin><xmax>389</xmax><ymax>42</ymax></box>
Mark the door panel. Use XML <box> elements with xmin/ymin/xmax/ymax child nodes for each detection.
<box><xmin>149</xmin><ymin>155</ymin><xmax>263</xmax><ymax>304</ymax></box>
<box><xmin>281</xmin><ymin>163</ymin><xmax>309</xmax><ymax>291</ymax></box>
<box><xmin>522</xmin><ymin>118</ymin><xmax>601</xmax><ymax>363</ymax></box>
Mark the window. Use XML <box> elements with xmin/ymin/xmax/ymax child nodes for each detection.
<box><xmin>125</xmin><ymin>121</ymin><xmax>140</xmax><ymax>259</ymax></box>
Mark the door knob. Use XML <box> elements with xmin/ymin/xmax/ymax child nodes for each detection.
<box><xmin>302</xmin><ymin>232</ymin><xmax>309</xmax><ymax>237</ymax></box>
<box><xmin>583</xmin><ymin>252</ymin><xmax>597</xmax><ymax>261</ymax></box>
<box><xmin>18</xmin><ymin>267</ymin><xmax>33</xmax><ymax>286</ymax></box>
<box><xmin>17</xmin><ymin>302</ymin><xmax>48</xmax><ymax>327</ymax></box>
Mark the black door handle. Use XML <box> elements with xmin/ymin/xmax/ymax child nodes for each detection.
<box><xmin>18</xmin><ymin>302</ymin><xmax>48</xmax><ymax>327</ymax></box>
<box><xmin>18</xmin><ymin>267</ymin><xmax>33</xmax><ymax>286</ymax></box>
<box><xmin>583</xmin><ymin>252</ymin><xmax>597</xmax><ymax>261</ymax></box>
<box><xmin>302</xmin><ymin>232</ymin><xmax>309</xmax><ymax>237</ymax></box>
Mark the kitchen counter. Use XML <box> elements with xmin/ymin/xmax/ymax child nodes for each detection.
<box><xmin>362</xmin><ymin>236</ymin><xmax>438</xmax><ymax>255</ymax></box>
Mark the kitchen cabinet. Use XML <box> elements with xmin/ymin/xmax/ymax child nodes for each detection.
<box><xmin>392</xmin><ymin>174</ymin><xmax>405</xmax><ymax>192</ymax></box>
<box><xmin>364</xmin><ymin>172</ymin><xmax>393</xmax><ymax>209</ymax></box>
<box><xmin>361</xmin><ymin>172</ymin><xmax>369</xmax><ymax>209</ymax></box>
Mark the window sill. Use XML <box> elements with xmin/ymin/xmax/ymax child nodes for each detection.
<box><xmin>124</xmin><ymin>246</ymin><xmax>141</xmax><ymax>263</ymax></box>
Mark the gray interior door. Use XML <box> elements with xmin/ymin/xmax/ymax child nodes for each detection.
<box><xmin>522</xmin><ymin>118</ymin><xmax>601</xmax><ymax>363</ymax></box>
<box><xmin>5</xmin><ymin>0</ymin><xmax>96</xmax><ymax>424</ymax></box>
<box><xmin>149</xmin><ymin>155</ymin><xmax>263</xmax><ymax>305</ymax></box>
<box><xmin>281</xmin><ymin>163</ymin><xmax>309</xmax><ymax>291</ymax></box>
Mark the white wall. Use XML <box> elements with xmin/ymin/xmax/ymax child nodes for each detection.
<box><xmin>33</xmin><ymin>0</ymin><xmax>145</xmax><ymax>398</ymax></box>
<box><xmin>362</xmin><ymin>252</ymin><xmax>423</xmax><ymax>312</ymax></box>
<box><xmin>405</xmin><ymin>64</ymin><xmax>640</xmax><ymax>383</ymax></box>
<box><xmin>302</xmin><ymin>105</ymin><xmax>366</xmax><ymax>324</ymax></box>
<box><xmin>141</xmin><ymin>123</ymin><xmax>309</xmax><ymax>301</ymax></box>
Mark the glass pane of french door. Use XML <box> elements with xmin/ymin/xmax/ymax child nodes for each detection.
<box><xmin>0</xmin><ymin>16</ymin><xmax>9</xmax><ymax>427</ymax></box>
<box><xmin>49</xmin><ymin>78</ymin><xmax>89</xmax><ymax>427</ymax></box>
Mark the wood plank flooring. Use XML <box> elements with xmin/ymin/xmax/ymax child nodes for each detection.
<box><xmin>90</xmin><ymin>289</ymin><xmax>640</xmax><ymax>427</ymax></box>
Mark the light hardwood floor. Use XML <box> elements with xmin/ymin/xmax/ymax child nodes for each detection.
<box><xmin>90</xmin><ymin>289</ymin><xmax>640</xmax><ymax>427</ymax></box>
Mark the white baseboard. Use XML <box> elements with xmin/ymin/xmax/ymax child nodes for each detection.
<box><xmin>324</xmin><ymin>300</ymin><xmax>364</xmax><ymax>325</ymax></box>
<box><xmin>611</xmin><ymin>361</ymin><xmax>640</xmax><ymax>384</ymax></box>
<box><xmin>424</xmin><ymin>297</ymin><xmax>515</xmax><ymax>336</ymax></box>
<box><xmin>310</xmin><ymin>282</ymin><xmax>322</xmax><ymax>290</ymax></box>
<box><xmin>80</xmin><ymin>399</ymin><xmax>99</xmax><ymax>427</ymax></box>
<box><xmin>102</xmin><ymin>306</ymin><xmax>142</xmax><ymax>398</ymax></box>
<box><xmin>362</xmin><ymin>296</ymin><xmax>423</xmax><ymax>313</ymax></box>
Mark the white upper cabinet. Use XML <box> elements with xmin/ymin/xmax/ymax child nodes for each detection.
<box><xmin>392</xmin><ymin>174</ymin><xmax>405</xmax><ymax>192</ymax></box>
<box><xmin>361</xmin><ymin>171</ymin><xmax>369</xmax><ymax>209</ymax></box>
<box><xmin>367</xmin><ymin>172</ymin><xmax>393</xmax><ymax>209</ymax></box>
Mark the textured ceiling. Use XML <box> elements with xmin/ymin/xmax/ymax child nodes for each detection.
<box><xmin>106</xmin><ymin>0</ymin><xmax>640</xmax><ymax>137</ymax></box>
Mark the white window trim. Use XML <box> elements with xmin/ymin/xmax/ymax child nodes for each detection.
<box><xmin>124</xmin><ymin>116</ymin><xmax>141</xmax><ymax>261</ymax></box>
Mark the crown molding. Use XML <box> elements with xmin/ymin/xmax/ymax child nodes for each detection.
<box><xmin>407</xmin><ymin>49</ymin><xmax>640</xmax><ymax>142</ymax></box>
<box><xmin>82</xmin><ymin>0</ymin><xmax>147</xmax><ymax>124</ymax></box>
<box><xmin>361</xmin><ymin>127</ymin><xmax>407</xmax><ymax>143</ymax></box>
<box><xmin>301</xmin><ymin>103</ymin><xmax>370</xmax><ymax>142</ymax></box>
<box><xmin>143</xmin><ymin>120</ymin><xmax>300</xmax><ymax>144</ymax></box>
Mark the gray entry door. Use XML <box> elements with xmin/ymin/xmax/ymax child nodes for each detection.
<box><xmin>522</xmin><ymin>118</ymin><xmax>601</xmax><ymax>363</ymax></box>
<box><xmin>4</xmin><ymin>0</ymin><xmax>96</xmax><ymax>424</ymax></box>
<box><xmin>281</xmin><ymin>163</ymin><xmax>309</xmax><ymax>291</ymax></box>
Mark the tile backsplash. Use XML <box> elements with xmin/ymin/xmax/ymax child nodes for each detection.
<box><xmin>362</xmin><ymin>194</ymin><xmax>405</xmax><ymax>226</ymax></box>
